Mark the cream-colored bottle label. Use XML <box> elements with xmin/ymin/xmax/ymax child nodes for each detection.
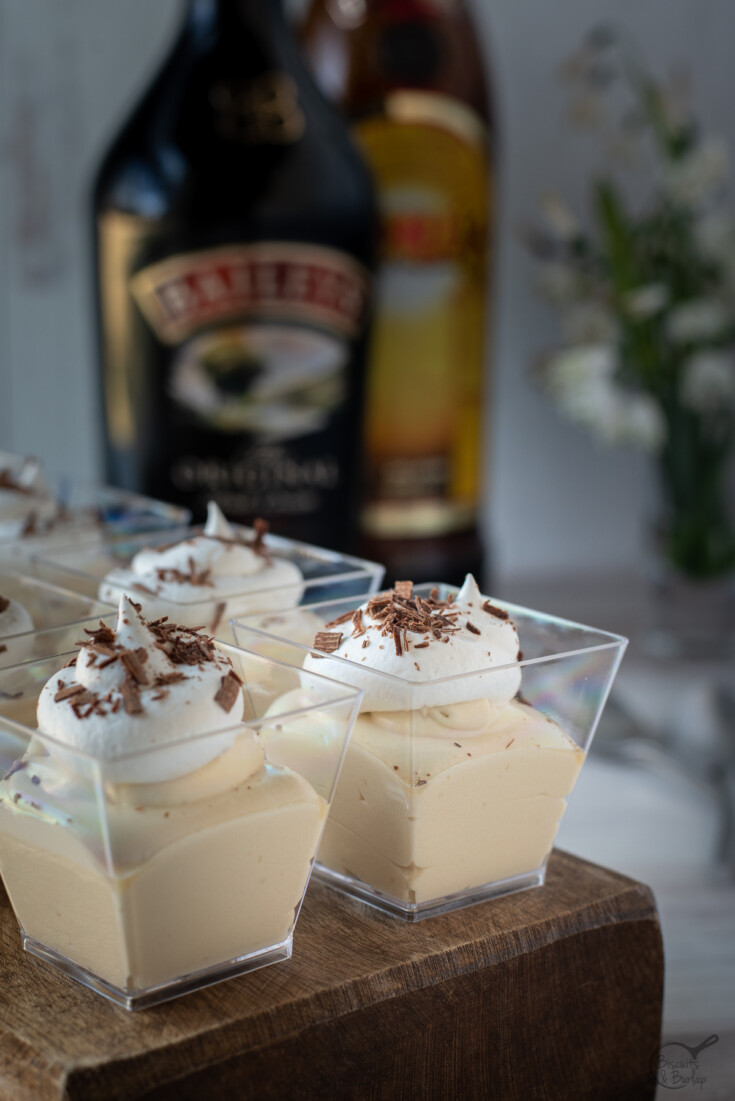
<box><xmin>356</xmin><ymin>91</ymin><xmax>490</xmax><ymax>539</ymax></box>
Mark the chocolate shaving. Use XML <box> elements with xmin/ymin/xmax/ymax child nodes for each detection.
<box><xmin>392</xmin><ymin>627</ymin><xmax>402</xmax><ymax>657</ymax></box>
<box><xmin>253</xmin><ymin>517</ymin><xmax>269</xmax><ymax>550</ymax></box>
<box><xmin>416</xmin><ymin>779</ymin><xmax>427</xmax><ymax>786</ymax></box>
<box><xmin>465</xmin><ymin>621</ymin><xmax>481</xmax><ymax>635</ymax></box>
<box><xmin>517</xmin><ymin>649</ymin><xmax>524</xmax><ymax>662</ymax></box>
<box><xmin>20</xmin><ymin>512</ymin><xmax>38</xmax><ymax>537</ymax></box>
<box><xmin>393</xmin><ymin>580</ymin><xmax>413</xmax><ymax>599</ymax></box>
<box><xmin>0</xmin><ymin>596</ymin><xmax>10</xmax><ymax>614</ymax></box>
<box><xmin>313</xmin><ymin>631</ymin><xmax>342</xmax><ymax>654</ymax></box>
<box><xmin>214</xmin><ymin>670</ymin><xmax>241</xmax><ymax>713</ymax></box>
<box><xmin>482</xmin><ymin>599</ymin><xmax>509</xmax><ymax>620</ymax></box>
<box><xmin>121</xmin><ymin>675</ymin><xmax>143</xmax><ymax>715</ymax></box>
<box><xmin>414</xmin><ymin>641</ymin><xmax>429</xmax><ymax>649</ymax></box>
<box><xmin>120</xmin><ymin>649</ymin><xmax>149</xmax><ymax>685</ymax></box>
<box><xmin>154</xmin><ymin>671</ymin><xmax>186</xmax><ymax>686</ymax></box>
<box><xmin>210</xmin><ymin>602</ymin><xmax>226</xmax><ymax>634</ymax></box>
<box><xmin>83</xmin><ymin>621</ymin><xmax>116</xmax><ymax>646</ymax></box>
<box><xmin>54</xmin><ymin>682</ymin><xmax>86</xmax><ymax>703</ymax></box>
<box><xmin>324</xmin><ymin>609</ymin><xmax>354</xmax><ymax>629</ymax></box>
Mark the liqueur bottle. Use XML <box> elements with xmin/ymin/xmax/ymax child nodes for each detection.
<box><xmin>93</xmin><ymin>0</ymin><xmax>376</xmax><ymax>549</ymax></box>
<box><xmin>302</xmin><ymin>0</ymin><xmax>493</xmax><ymax>584</ymax></box>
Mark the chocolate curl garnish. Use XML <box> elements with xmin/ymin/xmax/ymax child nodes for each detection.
<box><xmin>482</xmin><ymin>599</ymin><xmax>509</xmax><ymax>620</ymax></box>
<box><xmin>465</xmin><ymin>621</ymin><xmax>481</xmax><ymax>635</ymax></box>
<box><xmin>313</xmin><ymin>631</ymin><xmax>342</xmax><ymax>654</ymax></box>
<box><xmin>120</xmin><ymin>649</ymin><xmax>149</xmax><ymax>685</ymax></box>
<box><xmin>252</xmin><ymin>518</ymin><xmax>269</xmax><ymax>550</ymax></box>
<box><xmin>121</xmin><ymin>674</ymin><xmax>143</xmax><ymax>715</ymax></box>
<box><xmin>0</xmin><ymin>596</ymin><xmax>10</xmax><ymax>614</ymax></box>
<box><xmin>214</xmin><ymin>670</ymin><xmax>242</xmax><ymax>713</ymax></box>
<box><xmin>54</xmin><ymin>682</ymin><xmax>87</xmax><ymax>703</ymax></box>
<box><xmin>209</xmin><ymin>602</ymin><xmax>226</xmax><ymax>634</ymax></box>
<box><xmin>393</xmin><ymin>580</ymin><xmax>413</xmax><ymax>600</ymax></box>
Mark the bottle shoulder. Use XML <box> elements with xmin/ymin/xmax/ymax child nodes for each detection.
<box><xmin>93</xmin><ymin>37</ymin><xmax>377</xmax><ymax>236</ymax></box>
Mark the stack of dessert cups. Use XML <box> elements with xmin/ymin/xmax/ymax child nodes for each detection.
<box><xmin>0</xmin><ymin>497</ymin><xmax>627</xmax><ymax>1008</ymax></box>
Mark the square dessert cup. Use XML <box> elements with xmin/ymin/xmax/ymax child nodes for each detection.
<box><xmin>1</xmin><ymin>474</ymin><xmax>189</xmax><ymax>569</ymax></box>
<box><xmin>0</xmin><ymin>572</ymin><xmax>113</xmax><ymax>673</ymax></box>
<box><xmin>0</xmin><ymin>646</ymin><xmax>361</xmax><ymax>1009</ymax></box>
<box><xmin>34</xmin><ymin>525</ymin><xmax>385</xmax><ymax>641</ymax></box>
<box><xmin>232</xmin><ymin>587</ymin><xmax>628</xmax><ymax>921</ymax></box>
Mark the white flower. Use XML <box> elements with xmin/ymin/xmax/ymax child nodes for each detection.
<box><xmin>562</xmin><ymin>301</ymin><xmax>618</xmax><ymax>343</ymax></box>
<box><xmin>624</xmin><ymin>284</ymin><xmax>669</xmax><ymax>320</ymax></box>
<box><xmin>666</xmin><ymin>298</ymin><xmax>731</xmax><ymax>343</ymax></box>
<box><xmin>616</xmin><ymin>393</ymin><xmax>666</xmax><ymax>450</ymax></box>
<box><xmin>680</xmin><ymin>350</ymin><xmax>735</xmax><ymax>411</ymax></box>
<box><xmin>540</xmin><ymin>193</ymin><xmax>580</xmax><ymax>242</ymax></box>
<box><xmin>544</xmin><ymin>344</ymin><xmax>665</xmax><ymax>451</ymax></box>
<box><xmin>535</xmin><ymin>262</ymin><xmax>582</xmax><ymax>305</ymax></box>
<box><xmin>664</xmin><ymin>136</ymin><xmax>729</xmax><ymax>208</ymax></box>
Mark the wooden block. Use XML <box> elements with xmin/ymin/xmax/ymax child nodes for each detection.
<box><xmin>0</xmin><ymin>850</ymin><xmax>662</xmax><ymax>1100</ymax></box>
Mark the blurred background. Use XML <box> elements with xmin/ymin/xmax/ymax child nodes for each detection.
<box><xmin>5</xmin><ymin>0</ymin><xmax>735</xmax><ymax>580</ymax></box>
<box><xmin>1</xmin><ymin>0</ymin><xmax>734</xmax><ymax>1089</ymax></box>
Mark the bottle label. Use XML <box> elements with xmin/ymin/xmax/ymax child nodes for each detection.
<box><xmin>355</xmin><ymin>91</ymin><xmax>490</xmax><ymax>539</ymax></box>
<box><xmin>97</xmin><ymin>219</ymin><xmax>369</xmax><ymax>526</ymax></box>
<box><xmin>131</xmin><ymin>242</ymin><xmax>368</xmax><ymax>344</ymax></box>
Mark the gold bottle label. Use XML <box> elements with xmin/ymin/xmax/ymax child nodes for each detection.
<box><xmin>356</xmin><ymin>91</ymin><xmax>491</xmax><ymax>539</ymax></box>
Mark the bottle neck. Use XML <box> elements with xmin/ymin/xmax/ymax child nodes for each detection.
<box><xmin>183</xmin><ymin>0</ymin><xmax>286</xmax><ymax>38</ymax></box>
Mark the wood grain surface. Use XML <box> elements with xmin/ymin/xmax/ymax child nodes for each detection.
<box><xmin>0</xmin><ymin>850</ymin><xmax>663</xmax><ymax>1100</ymax></box>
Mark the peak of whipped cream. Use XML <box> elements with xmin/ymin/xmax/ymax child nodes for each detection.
<box><xmin>302</xmin><ymin>575</ymin><xmax>522</xmax><ymax>712</ymax></box>
<box><xmin>99</xmin><ymin>502</ymin><xmax>303</xmax><ymax>626</ymax></box>
<box><xmin>0</xmin><ymin>453</ymin><xmax>59</xmax><ymax>539</ymax></box>
<box><xmin>36</xmin><ymin>595</ymin><xmax>258</xmax><ymax>783</ymax></box>
<box><xmin>203</xmin><ymin>500</ymin><xmax>234</xmax><ymax>539</ymax></box>
<box><xmin>0</xmin><ymin>594</ymin><xmax>34</xmax><ymax>640</ymax></box>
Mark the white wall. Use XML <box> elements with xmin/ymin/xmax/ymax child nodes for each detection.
<box><xmin>1</xmin><ymin>0</ymin><xmax>734</xmax><ymax>579</ymax></box>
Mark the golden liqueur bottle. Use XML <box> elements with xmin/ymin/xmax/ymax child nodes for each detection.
<box><xmin>93</xmin><ymin>0</ymin><xmax>376</xmax><ymax>550</ymax></box>
<box><xmin>302</xmin><ymin>0</ymin><xmax>493</xmax><ymax>583</ymax></box>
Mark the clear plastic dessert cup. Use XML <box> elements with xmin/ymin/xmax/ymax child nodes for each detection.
<box><xmin>34</xmin><ymin>525</ymin><xmax>384</xmax><ymax>641</ymax></box>
<box><xmin>0</xmin><ymin>469</ymin><xmax>189</xmax><ymax>568</ymax></box>
<box><xmin>232</xmin><ymin>586</ymin><xmax>628</xmax><ymax>921</ymax></box>
<box><xmin>0</xmin><ymin>646</ymin><xmax>361</xmax><ymax>1009</ymax></box>
<box><xmin>0</xmin><ymin>571</ymin><xmax>114</xmax><ymax>673</ymax></box>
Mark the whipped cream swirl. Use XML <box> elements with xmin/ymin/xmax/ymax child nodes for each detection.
<box><xmin>99</xmin><ymin>502</ymin><xmax>303</xmax><ymax>629</ymax></box>
<box><xmin>0</xmin><ymin>454</ymin><xmax>59</xmax><ymax>540</ymax></box>
<box><xmin>302</xmin><ymin>575</ymin><xmax>521</xmax><ymax>712</ymax></box>
<box><xmin>37</xmin><ymin>595</ymin><xmax>258</xmax><ymax>784</ymax></box>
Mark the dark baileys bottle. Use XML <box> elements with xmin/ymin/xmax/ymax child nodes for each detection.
<box><xmin>93</xmin><ymin>0</ymin><xmax>376</xmax><ymax>548</ymax></box>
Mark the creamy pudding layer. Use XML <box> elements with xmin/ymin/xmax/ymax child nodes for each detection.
<box><xmin>0</xmin><ymin>596</ymin><xmax>325</xmax><ymax>993</ymax></box>
<box><xmin>287</xmin><ymin>576</ymin><xmax>584</xmax><ymax>904</ymax></box>
<box><xmin>99</xmin><ymin>503</ymin><xmax>304</xmax><ymax>632</ymax></box>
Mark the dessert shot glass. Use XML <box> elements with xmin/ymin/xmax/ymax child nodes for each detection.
<box><xmin>0</xmin><ymin>467</ymin><xmax>190</xmax><ymax>568</ymax></box>
<box><xmin>0</xmin><ymin>571</ymin><xmax>113</xmax><ymax>671</ymax></box>
<box><xmin>0</xmin><ymin>646</ymin><xmax>361</xmax><ymax>1009</ymax></box>
<box><xmin>233</xmin><ymin>586</ymin><xmax>628</xmax><ymax>921</ymax></box>
<box><xmin>34</xmin><ymin>525</ymin><xmax>384</xmax><ymax>641</ymax></box>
